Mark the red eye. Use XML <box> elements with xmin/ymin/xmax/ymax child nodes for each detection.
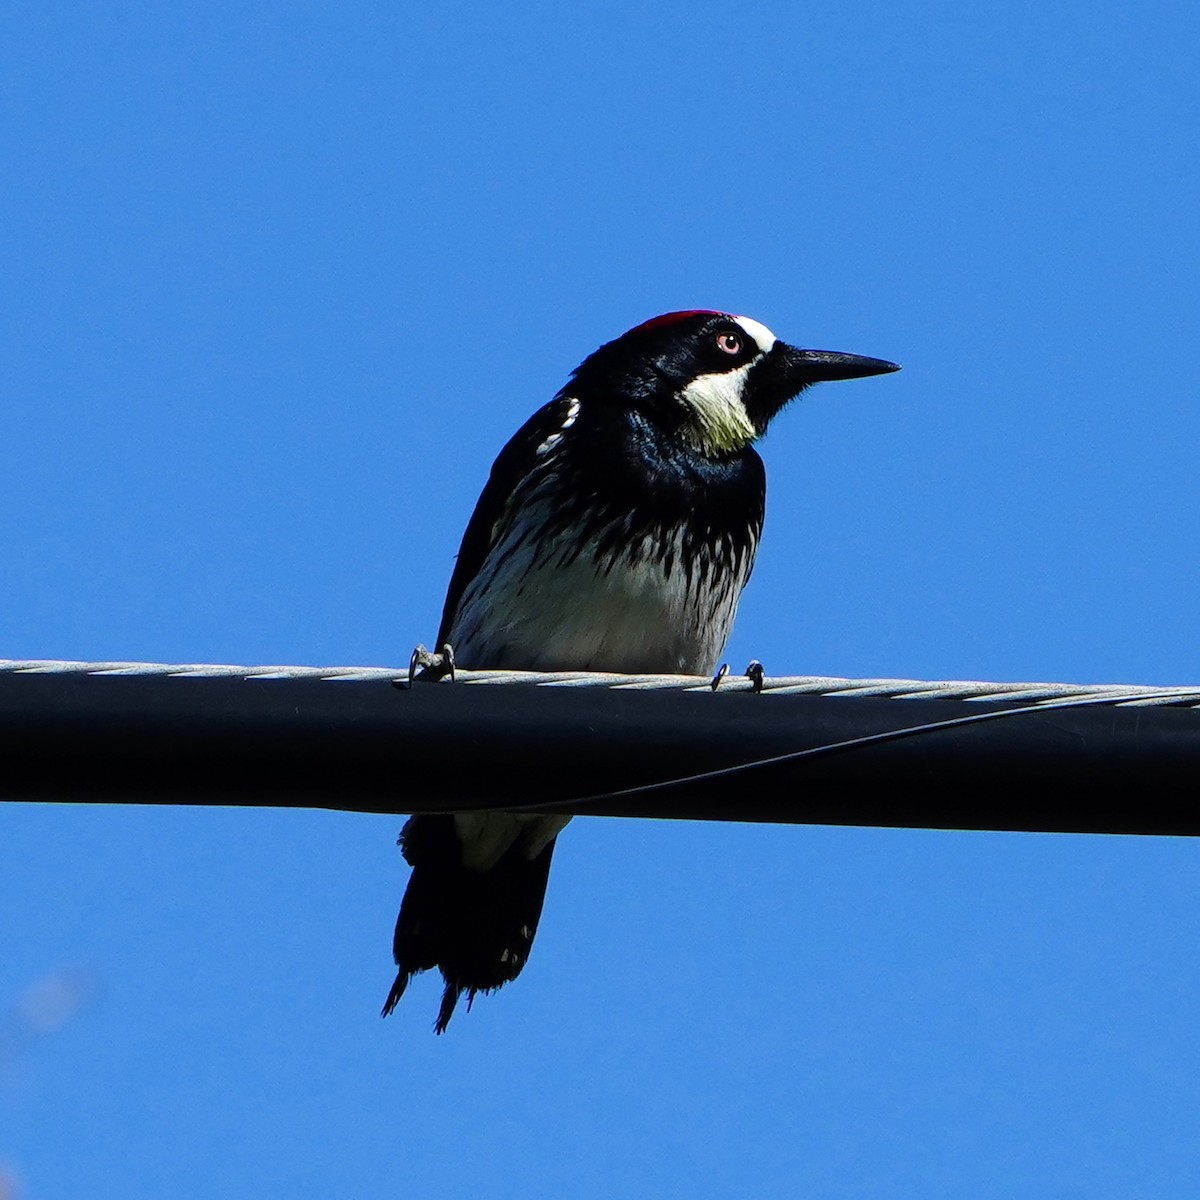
<box><xmin>716</xmin><ymin>330</ymin><xmax>742</xmax><ymax>355</ymax></box>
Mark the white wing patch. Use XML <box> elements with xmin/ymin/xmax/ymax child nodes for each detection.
<box><xmin>536</xmin><ymin>397</ymin><xmax>581</xmax><ymax>457</ymax></box>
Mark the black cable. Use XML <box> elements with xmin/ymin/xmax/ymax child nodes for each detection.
<box><xmin>512</xmin><ymin>687</ymin><xmax>1200</xmax><ymax>812</ymax></box>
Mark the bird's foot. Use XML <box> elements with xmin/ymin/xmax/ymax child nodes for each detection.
<box><xmin>394</xmin><ymin>642</ymin><xmax>456</xmax><ymax>688</ymax></box>
<box><xmin>745</xmin><ymin>660</ymin><xmax>765</xmax><ymax>693</ymax></box>
<box><xmin>710</xmin><ymin>661</ymin><xmax>764</xmax><ymax>692</ymax></box>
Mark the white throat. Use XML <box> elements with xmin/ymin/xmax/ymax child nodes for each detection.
<box><xmin>677</xmin><ymin>315</ymin><xmax>778</xmax><ymax>454</ymax></box>
<box><xmin>679</xmin><ymin>362</ymin><xmax>758</xmax><ymax>454</ymax></box>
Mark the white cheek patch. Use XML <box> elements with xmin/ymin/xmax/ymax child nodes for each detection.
<box><xmin>680</xmin><ymin>361</ymin><xmax>757</xmax><ymax>453</ymax></box>
<box><xmin>732</xmin><ymin>315</ymin><xmax>777</xmax><ymax>354</ymax></box>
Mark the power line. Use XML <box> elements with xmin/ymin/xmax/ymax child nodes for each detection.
<box><xmin>2</xmin><ymin>659</ymin><xmax>1198</xmax><ymax>836</ymax></box>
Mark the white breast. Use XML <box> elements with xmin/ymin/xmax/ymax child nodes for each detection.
<box><xmin>448</xmin><ymin>507</ymin><xmax>756</xmax><ymax>675</ymax></box>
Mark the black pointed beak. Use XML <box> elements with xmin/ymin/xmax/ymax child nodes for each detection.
<box><xmin>779</xmin><ymin>345</ymin><xmax>901</xmax><ymax>383</ymax></box>
<box><xmin>744</xmin><ymin>341</ymin><xmax>900</xmax><ymax>434</ymax></box>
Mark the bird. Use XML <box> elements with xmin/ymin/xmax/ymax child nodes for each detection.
<box><xmin>382</xmin><ymin>310</ymin><xmax>899</xmax><ymax>1032</ymax></box>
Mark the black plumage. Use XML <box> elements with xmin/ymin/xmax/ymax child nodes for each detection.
<box><xmin>384</xmin><ymin>311</ymin><xmax>898</xmax><ymax>1031</ymax></box>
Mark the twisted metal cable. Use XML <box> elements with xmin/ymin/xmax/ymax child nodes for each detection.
<box><xmin>1</xmin><ymin>658</ymin><xmax>1198</xmax><ymax>708</ymax></box>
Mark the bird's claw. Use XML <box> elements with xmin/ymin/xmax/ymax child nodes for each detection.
<box><xmin>397</xmin><ymin>642</ymin><xmax>456</xmax><ymax>688</ymax></box>
<box><xmin>711</xmin><ymin>661</ymin><xmax>764</xmax><ymax>692</ymax></box>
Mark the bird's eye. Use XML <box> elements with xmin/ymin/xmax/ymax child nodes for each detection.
<box><xmin>716</xmin><ymin>331</ymin><xmax>742</xmax><ymax>355</ymax></box>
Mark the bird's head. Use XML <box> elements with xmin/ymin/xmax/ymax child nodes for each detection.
<box><xmin>567</xmin><ymin>310</ymin><xmax>899</xmax><ymax>457</ymax></box>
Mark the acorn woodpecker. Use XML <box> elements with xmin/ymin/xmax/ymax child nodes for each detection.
<box><xmin>383</xmin><ymin>310</ymin><xmax>898</xmax><ymax>1032</ymax></box>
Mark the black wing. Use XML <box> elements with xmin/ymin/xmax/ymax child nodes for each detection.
<box><xmin>435</xmin><ymin>395</ymin><xmax>577</xmax><ymax>647</ymax></box>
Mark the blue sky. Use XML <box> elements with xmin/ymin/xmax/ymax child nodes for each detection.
<box><xmin>2</xmin><ymin>1</ymin><xmax>1199</xmax><ymax>1196</ymax></box>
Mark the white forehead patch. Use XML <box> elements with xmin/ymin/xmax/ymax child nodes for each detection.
<box><xmin>732</xmin><ymin>315</ymin><xmax>777</xmax><ymax>355</ymax></box>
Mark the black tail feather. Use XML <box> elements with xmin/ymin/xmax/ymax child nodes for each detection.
<box><xmin>383</xmin><ymin>814</ymin><xmax>557</xmax><ymax>1033</ymax></box>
